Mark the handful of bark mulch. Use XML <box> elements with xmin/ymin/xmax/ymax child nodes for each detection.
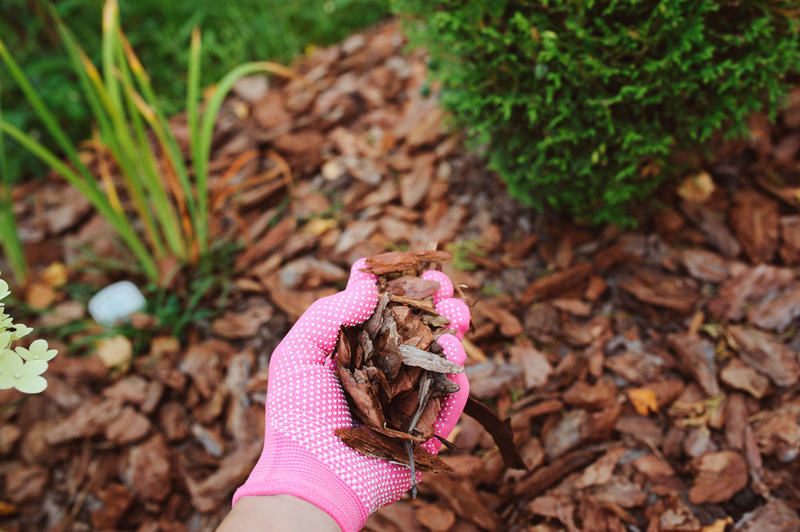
<box><xmin>334</xmin><ymin>251</ymin><xmax>525</xmax><ymax>495</ymax></box>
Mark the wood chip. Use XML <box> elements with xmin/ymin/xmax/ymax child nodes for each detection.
<box><xmin>211</xmin><ymin>305</ymin><xmax>274</xmax><ymax>339</ymax></box>
<box><xmin>335</xmin><ymin>427</ymin><xmax>452</xmax><ymax>472</ymax></box>
<box><xmin>667</xmin><ymin>333</ymin><xmax>721</xmax><ymax>397</ymax></box>
<box><xmin>779</xmin><ymin>215</ymin><xmax>800</xmax><ymax>264</ymax></box>
<box><xmin>720</xmin><ymin>359</ymin><xmax>770</xmax><ymax>399</ymax></box>
<box><xmin>730</xmin><ymin>190</ymin><xmax>779</xmax><ymax>264</ymax></box>
<box><xmin>728</xmin><ymin>326</ymin><xmax>799</xmax><ymax>387</ymax></box>
<box><xmin>521</xmin><ymin>263</ymin><xmax>593</xmax><ymax>304</ymax></box>
<box><xmin>747</xmin><ymin>283</ymin><xmax>800</xmax><ymax>332</ymax></box>
<box><xmin>122</xmin><ymin>434</ymin><xmax>171</xmax><ymax>503</ymax></box>
<box><xmin>398</xmin><ymin>344</ymin><xmax>464</xmax><ymax>374</ymax></box>
<box><xmin>688</xmin><ymin>450</ymin><xmax>748</xmax><ymax>504</ymax></box>
<box><xmin>733</xmin><ymin>498</ymin><xmax>800</xmax><ymax>531</ymax></box>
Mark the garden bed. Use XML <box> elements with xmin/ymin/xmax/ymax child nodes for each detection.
<box><xmin>1</xmin><ymin>20</ymin><xmax>799</xmax><ymax>532</ymax></box>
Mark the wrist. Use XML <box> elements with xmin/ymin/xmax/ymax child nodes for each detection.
<box><xmin>220</xmin><ymin>495</ymin><xmax>339</xmax><ymax>532</ymax></box>
<box><xmin>233</xmin><ymin>430</ymin><xmax>368</xmax><ymax>532</ymax></box>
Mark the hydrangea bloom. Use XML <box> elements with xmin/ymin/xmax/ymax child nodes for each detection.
<box><xmin>0</xmin><ymin>270</ymin><xmax>56</xmax><ymax>394</ymax></box>
<box><xmin>10</xmin><ymin>323</ymin><xmax>33</xmax><ymax>341</ymax></box>
<box><xmin>16</xmin><ymin>339</ymin><xmax>57</xmax><ymax>362</ymax></box>
<box><xmin>0</xmin><ymin>349</ymin><xmax>48</xmax><ymax>394</ymax></box>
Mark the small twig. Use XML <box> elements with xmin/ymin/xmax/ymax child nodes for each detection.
<box><xmin>405</xmin><ymin>440</ymin><xmax>417</xmax><ymax>498</ymax></box>
<box><xmin>407</xmin><ymin>371</ymin><xmax>433</xmax><ymax>434</ymax></box>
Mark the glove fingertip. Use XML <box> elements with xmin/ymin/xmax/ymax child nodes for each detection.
<box><xmin>435</xmin><ymin>299</ymin><xmax>470</xmax><ymax>340</ymax></box>
<box><xmin>435</xmin><ymin>333</ymin><xmax>467</xmax><ymax>366</ymax></box>
<box><xmin>347</xmin><ymin>258</ymin><xmax>377</xmax><ymax>287</ymax></box>
<box><xmin>420</xmin><ymin>270</ymin><xmax>454</xmax><ymax>303</ymax></box>
<box><xmin>340</xmin><ymin>279</ymin><xmax>379</xmax><ymax>327</ymax></box>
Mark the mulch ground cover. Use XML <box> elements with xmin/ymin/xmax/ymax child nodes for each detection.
<box><xmin>1</xmin><ymin>19</ymin><xmax>799</xmax><ymax>532</ymax></box>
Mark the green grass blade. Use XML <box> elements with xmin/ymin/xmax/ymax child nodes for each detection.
<box><xmin>88</xmin><ymin>12</ymin><xmax>168</xmax><ymax>261</ymax></box>
<box><xmin>0</xmin><ymin>120</ymin><xmax>160</xmax><ymax>281</ymax></box>
<box><xmin>114</xmin><ymin>37</ymin><xmax>185</xmax><ymax>259</ymax></box>
<box><xmin>0</xmin><ymin>82</ymin><xmax>27</xmax><ymax>284</ymax></box>
<box><xmin>122</xmin><ymin>33</ymin><xmax>199</xmax><ymax>243</ymax></box>
<box><xmin>194</xmin><ymin>61</ymin><xmax>304</xmax><ymax>250</ymax></box>
<box><xmin>0</xmin><ymin>38</ymin><xmax>103</xmax><ymax>195</ymax></box>
<box><xmin>101</xmin><ymin>0</ymin><xmax>123</xmax><ymax>116</ymax></box>
<box><xmin>187</xmin><ymin>28</ymin><xmax>201</xmax><ymax>165</ymax></box>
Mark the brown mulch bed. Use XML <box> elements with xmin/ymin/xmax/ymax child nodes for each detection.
<box><xmin>2</xmin><ymin>19</ymin><xmax>800</xmax><ymax>532</ymax></box>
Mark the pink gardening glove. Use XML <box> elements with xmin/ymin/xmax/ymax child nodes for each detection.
<box><xmin>233</xmin><ymin>259</ymin><xmax>471</xmax><ymax>532</ymax></box>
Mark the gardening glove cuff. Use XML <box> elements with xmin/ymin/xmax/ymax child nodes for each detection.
<box><xmin>232</xmin><ymin>427</ymin><xmax>369</xmax><ymax>532</ymax></box>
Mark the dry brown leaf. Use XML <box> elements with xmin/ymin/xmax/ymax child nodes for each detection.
<box><xmin>677</xmin><ymin>171</ymin><xmax>716</xmax><ymax>203</ymax></box>
<box><xmin>701</xmin><ymin>518</ymin><xmax>733</xmax><ymax>532</ymax></box>
<box><xmin>40</xmin><ymin>261</ymin><xmax>68</xmax><ymax>288</ymax></box>
<box><xmin>24</xmin><ymin>282</ymin><xmax>57</xmax><ymax>310</ymax></box>
<box><xmin>94</xmin><ymin>335</ymin><xmax>133</xmax><ymax>368</ymax></box>
<box><xmin>628</xmin><ymin>388</ymin><xmax>659</xmax><ymax>416</ymax></box>
<box><xmin>0</xmin><ymin>501</ymin><xmax>18</xmax><ymax>516</ymax></box>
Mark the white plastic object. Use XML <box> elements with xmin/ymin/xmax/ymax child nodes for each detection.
<box><xmin>88</xmin><ymin>281</ymin><xmax>146</xmax><ymax>327</ymax></box>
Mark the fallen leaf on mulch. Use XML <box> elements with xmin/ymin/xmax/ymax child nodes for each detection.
<box><xmin>678</xmin><ymin>171</ymin><xmax>716</xmax><ymax>203</ymax></box>
<box><xmin>94</xmin><ymin>335</ymin><xmax>134</xmax><ymax>368</ymax></box>
<box><xmin>628</xmin><ymin>387</ymin><xmax>659</xmax><ymax>415</ymax></box>
<box><xmin>24</xmin><ymin>282</ymin><xmax>57</xmax><ymax>309</ymax></box>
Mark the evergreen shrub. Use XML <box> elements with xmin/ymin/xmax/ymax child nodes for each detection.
<box><xmin>392</xmin><ymin>0</ymin><xmax>800</xmax><ymax>224</ymax></box>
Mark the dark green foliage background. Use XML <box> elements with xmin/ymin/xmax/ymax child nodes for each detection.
<box><xmin>392</xmin><ymin>0</ymin><xmax>800</xmax><ymax>225</ymax></box>
<box><xmin>1</xmin><ymin>0</ymin><xmax>390</xmax><ymax>179</ymax></box>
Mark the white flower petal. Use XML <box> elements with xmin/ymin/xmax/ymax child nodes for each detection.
<box><xmin>15</xmin><ymin>375</ymin><xmax>47</xmax><ymax>394</ymax></box>
<box><xmin>22</xmin><ymin>360</ymin><xmax>48</xmax><ymax>377</ymax></box>
<box><xmin>11</xmin><ymin>324</ymin><xmax>33</xmax><ymax>339</ymax></box>
<box><xmin>23</xmin><ymin>339</ymin><xmax>57</xmax><ymax>362</ymax></box>
<box><xmin>0</xmin><ymin>374</ymin><xmax>15</xmax><ymax>389</ymax></box>
<box><xmin>0</xmin><ymin>350</ymin><xmax>23</xmax><ymax>374</ymax></box>
<box><xmin>15</xmin><ymin>347</ymin><xmax>31</xmax><ymax>361</ymax></box>
<box><xmin>30</xmin><ymin>339</ymin><xmax>48</xmax><ymax>354</ymax></box>
<box><xmin>0</xmin><ymin>332</ymin><xmax>10</xmax><ymax>350</ymax></box>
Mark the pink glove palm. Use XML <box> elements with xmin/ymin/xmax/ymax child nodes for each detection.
<box><xmin>233</xmin><ymin>260</ymin><xmax>470</xmax><ymax>532</ymax></box>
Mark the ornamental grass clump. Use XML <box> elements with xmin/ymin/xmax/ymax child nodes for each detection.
<box><xmin>0</xmin><ymin>0</ymin><xmax>300</xmax><ymax>282</ymax></box>
<box><xmin>392</xmin><ymin>0</ymin><xmax>800</xmax><ymax>225</ymax></box>
<box><xmin>0</xmin><ymin>273</ymin><xmax>57</xmax><ymax>394</ymax></box>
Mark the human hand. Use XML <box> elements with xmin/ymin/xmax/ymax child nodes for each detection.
<box><xmin>232</xmin><ymin>259</ymin><xmax>471</xmax><ymax>532</ymax></box>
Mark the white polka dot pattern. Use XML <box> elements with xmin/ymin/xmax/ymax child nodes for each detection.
<box><xmin>233</xmin><ymin>259</ymin><xmax>471</xmax><ymax>532</ymax></box>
